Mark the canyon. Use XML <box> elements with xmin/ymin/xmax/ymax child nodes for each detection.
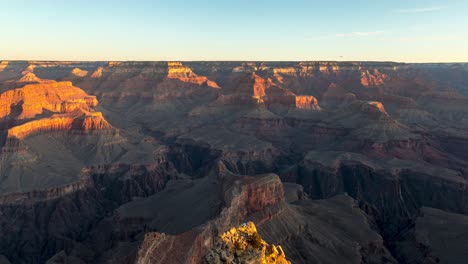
<box><xmin>0</xmin><ymin>61</ymin><xmax>467</xmax><ymax>264</ymax></box>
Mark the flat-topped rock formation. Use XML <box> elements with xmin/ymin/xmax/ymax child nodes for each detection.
<box><xmin>0</xmin><ymin>81</ymin><xmax>98</xmax><ymax>119</ymax></box>
<box><xmin>0</xmin><ymin>81</ymin><xmax>112</xmax><ymax>142</ymax></box>
<box><xmin>167</xmin><ymin>62</ymin><xmax>220</xmax><ymax>88</ymax></box>
<box><xmin>7</xmin><ymin>109</ymin><xmax>112</xmax><ymax>140</ymax></box>
<box><xmin>70</xmin><ymin>67</ymin><xmax>89</xmax><ymax>77</ymax></box>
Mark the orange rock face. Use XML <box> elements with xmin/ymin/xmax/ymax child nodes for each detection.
<box><xmin>167</xmin><ymin>62</ymin><xmax>220</xmax><ymax>88</ymax></box>
<box><xmin>206</xmin><ymin>221</ymin><xmax>291</xmax><ymax>264</ymax></box>
<box><xmin>319</xmin><ymin>62</ymin><xmax>340</xmax><ymax>73</ymax></box>
<box><xmin>361</xmin><ymin>69</ymin><xmax>388</xmax><ymax>87</ymax></box>
<box><xmin>366</xmin><ymin>101</ymin><xmax>387</xmax><ymax>113</ymax></box>
<box><xmin>17</xmin><ymin>72</ymin><xmax>44</xmax><ymax>83</ymax></box>
<box><xmin>253</xmin><ymin>73</ymin><xmax>270</xmax><ymax>98</ymax></box>
<box><xmin>90</xmin><ymin>67</ymin><xmax>103</xmax><ymax>78</ymax></box>
<box><xmin>0</xmin><ymin>61</ymin><xmax>8</xmax><ymax>72</ymax></box>
<box><xmin>7</xmin><ymin>109</ymin><xmax>112</xmax><ymax>140</ymax></box>
<box><xmin>0</xmin><ymin>82</ymin><xmax>97</xmax><ymax>119</ymax></box>
<box><xmin>295</xmin><ymin>95</ymin><xmax>321</xmax><ymax>110</ymax></box>
<box><xmin>21</xmin><ymin>64</ymin><xmax>35</xmax><ymax>75</ymax></box>
<box><xmin>71</xmin><ymin>68</ymin><xmax>89</xmax><ymax>77</ymax></box>
<box><xmin>252</xmin><ymin>73</ymin><xmax>294</xmax><ymax>103</ymax></box>
<box><xmin>0</xmin><ymin>81</ymin><xmax>112</xmax><ymax>139</ymax></box>
<box><xmin>273</xmin><ymin>67</ymin><xmax>297</xmax><ymax>83</ymax></box>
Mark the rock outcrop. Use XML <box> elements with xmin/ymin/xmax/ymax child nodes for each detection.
<box><xmin>0</xmin><ymin>81</ymin><xmax>98</xmax><ymax>119</ymax></box>
<box><xmin>361</xmin><ymin>69</ymin><xmax>389</xmax><ymax>87</ymax></box>
<box><xmin>295</xmin><ymin>95</ymin><xmax>321</xmax><ymax>110</ymax></box>
<box><xmin>90</xmin><ymin>67</ymin><xmax>103</xmax><ymax>78</ymax></box>
<box><xmin>205</xmin><ymin>221</ymin><xmax>290</xmax><ymax>264</ymax></box>
<box><xmin>133</xmin><ymin>170</ymin><xmax>287</xmax><ymax>264</ymax></box>
<box><xmin>17</xmin><ymin>72</ymin><xmax>44</xmax><ymax>83</ymax></box>
<box><xmin>7</xmin><ymin>109</ymin><xmax>112</xmax><ymax>139</ymax></box>
<box><xmin>0</xmin><ymin>81</ymin><xmax>112</xmax><ymax>140</ymax></box>
<box><xmin>71</xmin><ymin>67</ymin><xmax>89</xmax><ymax>77</ymax></box>
<box><xmin>167</xmin><ymin>62</ymin><xmax>220</xmax><ymax>88</ymax></box>
<box><xmin>0</xmin><ymin>61</ymin><xmax>8</xmax><ymax>72</ymax></box>
<box><xmin>253</xmin><ymin>73</ymin><xmax>273</xmax><ymax>99</ymax></box>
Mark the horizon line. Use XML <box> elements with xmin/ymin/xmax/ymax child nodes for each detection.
<box><xmin>2</xmin><ymin>59</ymin><xmax>468</xmax><ymax>64</ymax></box>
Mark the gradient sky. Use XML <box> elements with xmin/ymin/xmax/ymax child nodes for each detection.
<box><xmin>1</xmin><ymin>0</ymin><xmax>468</xmax><ymax>62</ymax></box>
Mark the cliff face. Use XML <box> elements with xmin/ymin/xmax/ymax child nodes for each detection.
<box><xmin>7</xmin><ymin>110</ymin><xmax>112</xmax><ymax>140</ymax></box>
<box><xmin>130</xmin><ymin>164</ymin><xmax>395</xmax><ymax>264</ymax></box>
<box><xmin>0</xmin><ymin>162</ymin><xmax>176</xmax><ymax>263</ymax></box>
<box><xmin>0</xmin><ymin>61</ymin><xmax>467</xmax><ymax>264</ymax></box>
<box><xmin>70</xmin><ymin>67</ymin><xmax>89</xmax><ymax>77</ymax></box>
<box><xmin>0</xmin><ymin>81</ymin><xmax>97</xmax><ymax>119</ymax></box>
<box><xmin>394</xmin><ymin>207</ymin><xmax>468</xmax><ymax>264</ymax></box>
<box><xmin>295</xmin><ymin>95</ymin><xmax>321</xmax><ymax>110</ymax></box>
<box><xmin>17</xmin><ymin>72</ymin><xmax>45</xmax><ymax>83</ymax></box>
<box><xmin>133</xmin><ymin>171</ymin><xmax>287</xmax><ymax>264</ymax></box>
<box><xmin>361</xmin><ymin>69</ymin><xmax>389</xmax><ymax>87</ymax></box>
<box><xmin>167</xmin><ymin>62</ymin><xmax>221</xmax><ymax>88</ymax></box>
<box><xmin>0</xmin><ymin>81</ymin><xmax>112</xmax><ymax>141</ymax></box>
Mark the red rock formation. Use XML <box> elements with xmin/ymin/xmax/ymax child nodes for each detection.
<box><xmin>0</xmin><ymin>81</ymin><xmax>112</xmax><ymax>140</ymax></box>
<box><xmin>318</xmin><ymin>62</ymin><xmax>341</xmax><ymax>73</ymax></box>
<box><xmin>0</xmin><ymin>61</ymin><xmax>8</xmax><ymax>72</ymax></box>
<box><xmin>134</xmin><ymin>171</ymin><xmax>286</xmax><ymax>264</ymax></box>
<box><xmin>363</xmin><ymin>101</ymin><xmax>387</xmax><ymax>115</ymax></box>
<box><xmin>361</xmin><ymin>69</ymin><xmax>389</xmax><ymax>87</ymax></box>
<box><xmin>273</xmin><ymin>67</ymin><xmax>298</xmax><ymax>83</ymax></box>
<box><xmin>252</xmin><ymin>73</ymin><xmax>295</xmax><ymax>104</ymax></box>
<box><xmin>254</xmin><ymin>94</ymin><xmax>320</xmax><ymax>110</ymax></box>
<box><xmin>206</xmin><ymin>221</ymin><xmax>290</xmax><ymax>264</ymax></box>
<box><xmin>90</xmin><ymin>67</ymin><xmax>103</xmax><ymax>78</ymax></box>
<box><xmin>7</xmin><ymin>108</ymin><xmax>112</xmax><ymax>140</ymax></box>
<box><xmin>71</xmin><ymin>68</ymin><xmax>89</xmax><ymax>77</ymax></box>
<box><xmin>229</xmin><ymin>174</ymin><xmax>285</xmax><ymax>218</ymax></box>
<box><xmin>295</xmin><ymin>95</ymin><xmax>321</xmax><ymax>110</ymax></box>
<box><xmin>167</xmin><ymin>62</ymin><xmax>220</xmax><ymax>88</ymax></box>
<box><xmin>59</xmin><ymin>97</ymin><xmax>99</xmax><ymax>113</ymax></box>
<box><xmin>17</xmin><ymin>72</ymin><xmax>44</xmax><ymax>83</ymax></box>
<box><xmin>253</xmin><ymin>73</ymin><xmax>272</xmax><ymax>99</ymax></box>
<box><xmin>262</xmin><ymin>95</ymin><xmax>321</xmax><ymax>110</ymax></box>
<box><xmin>21</xmin><ymin>64</ymin><xmax>35</xmax><ymax>75</ymax></box>
<box><xmin>0</xmin><ymin>81</ymin><xmax>97</xmax><ymax>119</ymax></box>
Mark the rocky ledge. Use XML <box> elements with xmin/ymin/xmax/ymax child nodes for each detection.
<box><xmin>0</xmin><ymin>81</ymin><xmax>113</xmax><ymax>140</ymax></box>
<box><xmin>205</xmin><ymin>221</ymin><xmax>290</xmax><ymax>264</ymax></box>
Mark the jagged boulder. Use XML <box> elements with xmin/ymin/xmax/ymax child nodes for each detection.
<box><xmin>205</xmin><ymin>221</ymin><xmax>290</xmax><ymax>264</ymax></box>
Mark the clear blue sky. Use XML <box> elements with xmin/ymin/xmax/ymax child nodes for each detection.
<box><xmin>1</xmin><ymin>0</ymin><xmax>467</xmax><ymax>62</ymax></box>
